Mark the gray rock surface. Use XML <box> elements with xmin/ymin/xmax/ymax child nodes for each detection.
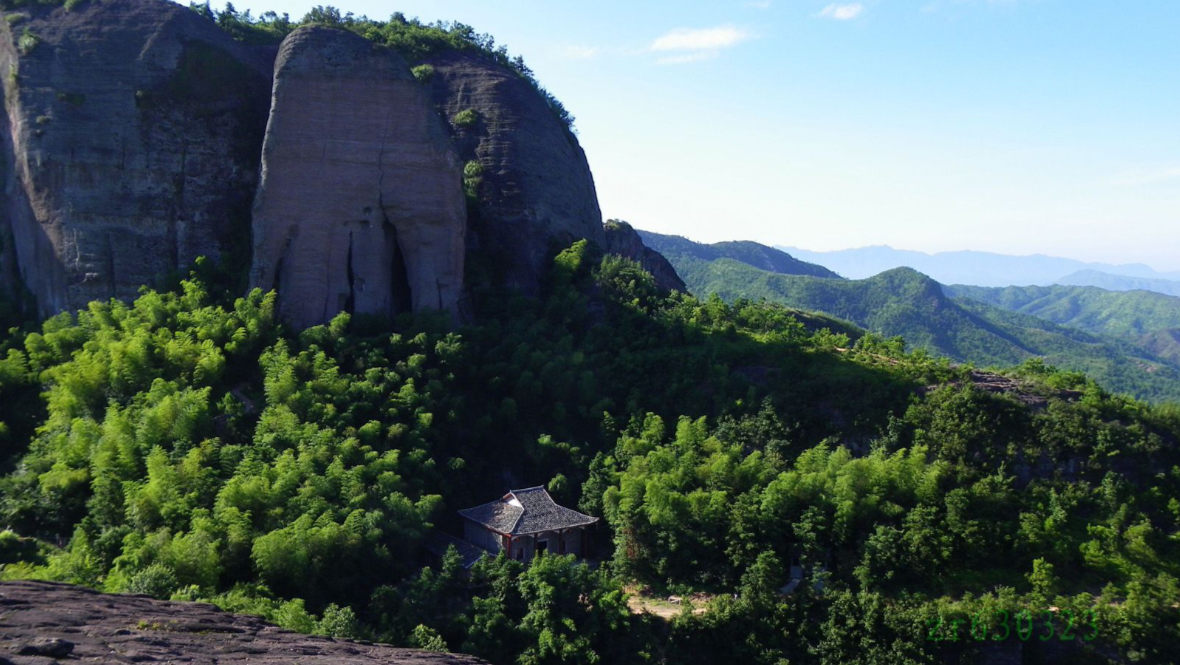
<box><xmin>0</xmin><ymin>580</ymin><xmax>487</xmax><ymax>664</ymax></box>
<box><xmin>423</xmin><ymin>51</ymin><xmax>604</xmax><ymax>294</ymax></box>
<box><xmin>0</xmin><ymin>0</ymin><xmax>272</xmax><ymax>317</ymax></box>
<box><xmin>603</xmin><ymin>220</ymin><xmax>685</xmax><ymax>293</ymax></box>
<box><xmin>250</xmin><ymin>26</ymin><xmax>466</xmax><ymax>330</ymax></box>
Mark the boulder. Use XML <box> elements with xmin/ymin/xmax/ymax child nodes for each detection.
<box><xmin>422</xmin><ymin>50</ymin><xmax>603</xmax><ymax>293</ymax></box>
<box><xmin>0</xmin><ymin>0</ymin><xmax>272</xmax><ymax>317</ymax></box>
<box><xmin>249</xmin><ymin>26</ymin><xmax>466</xmax><ymax>330</ymax></box>
<box><xmin>603</xmin><ymin>220</ymin><xmax>685</xmax><ymax>293</ymax></box>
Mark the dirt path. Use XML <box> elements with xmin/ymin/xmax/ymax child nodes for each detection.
<box><xmin>624</xmin><ymin>586</ymin><xmax>711</xmax><ymax>619</ymax></box>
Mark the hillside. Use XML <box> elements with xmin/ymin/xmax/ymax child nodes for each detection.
<box><xmin>649</xmin><ymin>235</ymin><xmax>1180</xmax><ymax>402</ymax></box>
<box><xmin>947</xmin><ymin>283</ymin><xmax>1180</xmax><ymax>366</ymax></box>
<box><xmin>945</xmin><ymin>283</ymin><xmax>1180</xmax><ymax>339</ymax></box>
<box><xmin>2</xmin><ymin>256</ymin><xmax>1178</xmax><ymax>664</ymax></box>
<box><xmin>640</xmin><ymin>230</ymin><xmax>841</xmax><ymax>279</ymax></box>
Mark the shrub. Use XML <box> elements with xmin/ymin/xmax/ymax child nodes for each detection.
<box><xmin>16</xmin><ymin>29</ymin><xmax>37</xmax><ymax>55</ymax></box>
<box><xmin>318</xmin><ymin>603</ymin><xmax>359</xmax><ymax>639</ymax></box>
<box><xmin>409</xmin><ymin>624</ymin><xmax>448</xmax><ymax>652</ymax></box>
<box><xmin>410</xmin><ymin>63</ymin><xmax>434</xmax><ymax>82</ymax></box>
<box><xmin>451</xmin><ymin>108</ymin><xmax>479</xmax><ymax>128</ymax></box>
<box><xmin>127</xmin><ymin>562</ymin><xmax>179</xmax><ymax>599</ymax></box>
<box><xmin>462</xmin><ymin>160</ymin><xmax>483</xmax><ymax>199</ymax></box>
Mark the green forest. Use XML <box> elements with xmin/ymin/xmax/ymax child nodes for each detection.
<box><xmin>1</xmin><ymin>240</ymin><xmax>1178</xmax><ymax>664</ymax></box>
<box><xmin>0</xmin><ymin>4</ymin><xmax>1178</xmax><ymax>665</ymax></box>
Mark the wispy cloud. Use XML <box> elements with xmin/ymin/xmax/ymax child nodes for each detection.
<box><xmin>562</xmin><ymin>45</ymin><xmax>600</xmax><ymax>60</ymax></box>
<box><xmin>818</xmin><ymin>3</ymin><xmax>864</xmax><ymax>20</ymax></box>
<box><xmin>649</xmin><ymin>25</ymin><xmax>752</xmax><ymax>64</ymax></box>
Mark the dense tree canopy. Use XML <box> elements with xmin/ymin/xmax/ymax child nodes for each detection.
<box><xmin>1</xmin><ymin>246</ymin><xmax>1177</xmax><ymax>664</ymax></box>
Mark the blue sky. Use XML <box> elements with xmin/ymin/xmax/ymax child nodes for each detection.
<box><xmin>218</xmin><ymin>0</ymin><xmax>1180</xmax><ymax>271</ymax></box>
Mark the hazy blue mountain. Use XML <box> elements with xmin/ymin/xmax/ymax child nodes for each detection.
<box><xmin>779</xmin><ymin>245</ymin><xmax>1180</xmax><ymax>288</ymax></box>
<box><xmin>640</xmin><ymin>231</ymin><xmax>842</xmax><ymax>279</ymax></box>
<box><xmin>1056</xmin><ymin>270</ymin><xmax>1180</xmax><ymax>297</ymax></box>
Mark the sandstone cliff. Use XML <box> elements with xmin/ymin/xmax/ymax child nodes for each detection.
<box><xmin>0</xmin><ymin>0</ymin><xmax>272</xmax><ymax>317</ymax></box>
<box><xmin>0</xmin><ymin>580</ymin><xmax>488</xmax><ymax>664</ymax></box>
<box><xmin>603</xmin><ymin>220</ymin><xmax>686</xmax><ymax>293</ymax></box>
<box><xmin>423</xmin><ymin>51</ymin><xmax>604</xmax><ymax>294</ymax></box>
<box><xmin>249</xmin><ymin>27</ymin><xmax>466</xmax><ymax>330</ymax></box>
<box><xmin>0</xmin><ymin>1</ymin><xmax>649</xmax><ymax>329</ymax></box>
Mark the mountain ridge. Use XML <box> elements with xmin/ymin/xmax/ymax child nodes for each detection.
<box><xmin>644</xmin><ymin>232</ymin><xmax>1180</xmax><ymax>402</ymax></box>
<box><xmin>639</xmin><ymin>230</ymin><xmax>841</xmax><ymax>279</ymax></box>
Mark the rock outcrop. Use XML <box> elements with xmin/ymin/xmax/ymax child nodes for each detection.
<box><xmin>0</xmin><ymin>580</ymin><xmax>488</xmax><ymax>664</ymax></box>
<box><xmin>423</xmin><ymin>51</ymin><xmax>604</xmax><ymax>294</ymax></box>
<box><xmin>0</xmin><ymin>0</ymin><xmax>616</xmax><ymax>327</ymax></box>
<box><xmin>603</xmin><ymin>220</ymin><xmax>685</xmax><ymax>292</ymax></box>
<box><xmin>0</xmin><ymin>0</ymin><xmax>272</xmax><ymax>317</ymax></box>
<box><xmin>249</xmin><ymin>27</ymin><xmax>466</xmax><ymax>330</ymax></box>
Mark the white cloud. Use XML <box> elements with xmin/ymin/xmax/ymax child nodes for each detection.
<box><xmin>562</xmin><ymin>45</ymin><xmax>600</xmax><ymax>59</ymax></box>
<box><xmin>818</xmin><ymin>3</ymin><xmax>864</xmax><ymax>20</ymax></box>
<box><xmin>648</xmin><ymin>25</ymin><xmax>752</xmax><ymax>64</ymax></box>
<box><xmin>650</xmin><ymin>25</ymin><xmax>751</xmax><ymax>52</ymax></box>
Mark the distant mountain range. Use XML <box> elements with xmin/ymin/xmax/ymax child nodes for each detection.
<box><xmin>778</xmin><ymin>245</ymin><xmax>1180</xmax><ymax>293</ymax></box>
<box><xmin>641</xmin><ymin>231</ymin><xmax>1180</xmax><ymax>403</ymax></box>
<box><xmin>1056</xmin><ymin>270</ymin><xmax>1180</xmax><ymax>298</ymax></box>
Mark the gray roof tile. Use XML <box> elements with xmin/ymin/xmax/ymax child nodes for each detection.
<box><xmin>458</xmin><ymin>487</ymin><xmax>598</xmax><ymax>535</ymax></box>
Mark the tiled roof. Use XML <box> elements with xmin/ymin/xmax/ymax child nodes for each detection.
<box><xmin>458</xmin><ymin>486</ymin><xmax>598</xmax><ymax>536</ymax></box>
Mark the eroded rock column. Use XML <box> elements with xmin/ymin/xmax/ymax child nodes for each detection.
<box><xmin>250</xmin><ymin>26</ymin><xmax>466</xmax><ymax>330</ymax></box>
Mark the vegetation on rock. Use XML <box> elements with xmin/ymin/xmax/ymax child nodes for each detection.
<box><xmin>188</xmin><ymin>3</ymin><xmax>575</xmax><ymax>129</ymax></box>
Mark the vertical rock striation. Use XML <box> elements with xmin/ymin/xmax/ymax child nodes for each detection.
<box><xmin>250</xmin><ymin>26</ymin><xmax>466</xmax><ymax>330</ymax></box>
<box><xmin>0</xmin><ymin>0</ymin><xmax>272</xmax><ymax>317</ymax></box>
<box><xmin>423</xmin><ymin>51</ymin><xmax>604</xmax><ymax>294</ymax></box>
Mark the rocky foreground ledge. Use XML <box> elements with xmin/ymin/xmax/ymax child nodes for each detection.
<box><xmin>0</xmin><ymin>581</ymin><xmax>486</xmax><ymax>664</ymax></box>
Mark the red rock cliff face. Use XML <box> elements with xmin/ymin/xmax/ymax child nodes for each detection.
<box><xmin>0</xmin><ymin>0</ymin><xmax>271</xmax><ymax>317</ymax></box>
<box><xmin>249</xmin><ymin>27</ymin><xmax>466</xmax><ymax>330</ymax></box>
<box><xmin>423</xmin><ymin>51</ymin><xmax>604</xmax><ymax>294</ymax></box>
